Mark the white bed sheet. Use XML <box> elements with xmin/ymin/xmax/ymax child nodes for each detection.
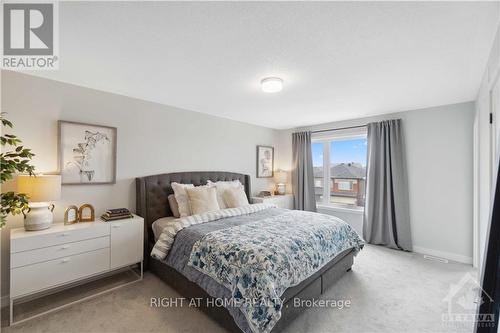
<box><xmin>152</xmin><ymin>216</ymin><xmax>179</xmax><ymax>241</ymax></box>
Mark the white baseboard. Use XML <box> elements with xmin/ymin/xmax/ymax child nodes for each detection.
<box><xmin>413</xmin><ymin>246</ymin><xmax>473</xmax><ymax>265</ymax></box>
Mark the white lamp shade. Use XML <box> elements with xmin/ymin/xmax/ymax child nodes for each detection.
<box><xmin>17</xmin><ymin>175</ymin><xmax>61</xmax><ymax>202</ymax></box>
<box><xmin>274</xmin><ymin>170</ymin><xmax>288</xmax><ymax>184</ymax></box>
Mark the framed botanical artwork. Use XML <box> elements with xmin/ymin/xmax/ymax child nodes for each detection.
<box><xmin>256</xmin><ymin>145</ymin><xmax>274</xmax><ymax>178</ymax></box>
<box><xmin>58</xmin><ymin>121</ymin><xmax>117</xmax><ymax>185</ymax></box>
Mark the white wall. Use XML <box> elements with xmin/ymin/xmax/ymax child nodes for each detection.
<box><xmin>0</xmin><ymin>71</ymin><xmax>287</xmax><ymax>298</ymax></box>
<box><xmin>294</xmin><ymin>102</ymin><xmax>475</xmax><ymax>264</ymax></box>
<box><xmin>0</xmin><ymin>71</ymin><xmax>481</xmax><ymax>302</ymax></box>
<box><xmin>273</xmin><ymin>129</ymin><xmax>294</xmax><ymax>193</ymax></box>
<box><xmin>475</xmin><ymin>21</ymin><xmax>500</xmax><ymax>267</ymax></box>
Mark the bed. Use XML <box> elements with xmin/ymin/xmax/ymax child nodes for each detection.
<box><xmin>136</xmin><ymin>171</ymin><xmax>363</xmax><ymax>333</ymax></box>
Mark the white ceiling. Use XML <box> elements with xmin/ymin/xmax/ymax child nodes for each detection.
<box><xmin>27</xmin><ymin>1</ymin><xmax>499</xmax><ymax>129</ymax></box>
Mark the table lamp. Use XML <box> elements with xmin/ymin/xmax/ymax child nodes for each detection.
<box><xmin>274</xmin><ymin>170</ymin><xmax>288</xmax><ymax>195</ymax></box>
<box><xmin>17</xmin><ymin>175</ymin><xmax>61</xmax><ymax>231</ymax></box>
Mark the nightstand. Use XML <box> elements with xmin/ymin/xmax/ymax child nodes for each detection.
<box><xmin>252</xmin><ymin>194</ymin><xmax>294</xmax><ymax>209</ymax></box>
<box><xmin>9</xmin><ymin>215</ymin><xmax>144</xmax><ymax>325</ymax></box>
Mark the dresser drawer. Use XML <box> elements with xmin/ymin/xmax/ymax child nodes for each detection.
<box><xmin>11</xmin><ymin>223</ymin><xmax>110</xmax><ymax>253</ymax></box>
<box><xmin>11</xmin><ymin>236</ymin><xmax>110</xmax><ymax>268</ymax></box>
<box><xmin>11</xmin><ymin>248</ymin><xmax>110</xmax><ymax>298</ymax></box>
<box><xmin>110</xmin><ymin>219</ymin><xmax>143</xmax><ymax>269</ymax></box>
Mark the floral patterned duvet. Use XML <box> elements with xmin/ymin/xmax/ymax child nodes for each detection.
<box><xmin>188</xmin><ymin>209</ymin><xmax>364</xmax><ymax>333</ymax></box>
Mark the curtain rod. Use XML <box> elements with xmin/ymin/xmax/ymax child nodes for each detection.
<box><xmin>311</xmin><ymin>124</ymin><xmax>367</xmax><ymax>134</ymax></box>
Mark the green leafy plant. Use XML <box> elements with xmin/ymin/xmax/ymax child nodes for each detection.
<box><xmin>0</xmin><ymin>114</ymin><xmax>35</xmax><ymax>228</ymax></box>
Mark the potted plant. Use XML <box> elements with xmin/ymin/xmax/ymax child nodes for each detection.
<box><xmin>0</xmin><ymin>114</ymin><xmax>35</xmax><ymax>228</ymax></box>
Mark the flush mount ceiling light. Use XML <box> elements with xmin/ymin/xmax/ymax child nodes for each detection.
<box><xmin>261</xmin><ymin>77</ymin><xmax>283</xmax><ymax>93</ymax></box>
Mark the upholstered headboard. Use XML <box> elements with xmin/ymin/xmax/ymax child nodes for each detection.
<box><xmin>135</xmin><ymin>171</ymin><xmax>251</xmax><ymax>268</ymax></box>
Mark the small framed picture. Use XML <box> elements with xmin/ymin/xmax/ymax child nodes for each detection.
<box><xmin>256</xmin><ymin>145</ymin><xmax>274</xmax><ymax>178</ymax></box>
<box><xmin>78</xmin><ymin>204</ymin><xmax>95</xmax><ymax>222</ymax></box>
<box><xmin>58</xmin><ymin>121</ymin><xmax>117</xmax><ymax>185</ymax></box>
<box><xmin>64</xmin><ymin>205</ymin><xmax>79</xmax><ymax>225</ymax></box>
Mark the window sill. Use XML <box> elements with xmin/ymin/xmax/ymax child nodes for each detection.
<box><xmin>317</xmin><ymin>204</ymin><xmax>365</xmax><ymax>215</ymax></box>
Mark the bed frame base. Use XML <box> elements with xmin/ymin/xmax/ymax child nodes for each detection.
<box><xmin>150</xmin><ymin>249</ymin><xmax>354</xmax><ymax>333</ymax></box>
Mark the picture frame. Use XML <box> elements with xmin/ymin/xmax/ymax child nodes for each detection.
<box><xmin>78</xmin><ymin>204</ymin><xmax>95</xmax><ymax>222</ymax></box>
<box><xmin>256</xmin><ymin>145</ymin><xmax>274</xmax><ymax>178</ymax></box>
<box><xmin>58</xmin><ymin>121</ymin><xmax>117</xmax><ymax>185</ymax></box>
<box><xmin>64</xmin><ymin>205</ymin><xmax>79</xmax><ymax>225</ymax></box>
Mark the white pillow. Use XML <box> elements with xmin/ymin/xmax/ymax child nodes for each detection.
<box><xmin>223</xmin><ymin>187</ymin><xmax>250</xmax><ymax>208</ymax></box>
<box><xmin>186</xmin><ymin>186</ymin><xmax>220</xmax><ymax>215</ymax></box>
<box><xmin>207</xmin><ymin>180</ymin><xmax>243</xmax><ymax>209</ymax></box>
<box><xmin>171</xmin><ymin>182</ymin><xmax>195</xmax><ymax>217</ymax></box>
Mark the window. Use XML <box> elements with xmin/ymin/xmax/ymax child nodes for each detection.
<box><xmin>337</xmin><ymin>180</ymin><xmax>353</xmax><ymax>191</ymax></box>
<box><xmin>312</xmin><ymin>129</ymin><xmax>367</xmax><ymax>210</ymax></box>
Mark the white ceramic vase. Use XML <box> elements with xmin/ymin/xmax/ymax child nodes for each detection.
<box><xmin>23</xmin><ymin>203</ymin><xmax>55</xmax><ymax>231</ymax></box>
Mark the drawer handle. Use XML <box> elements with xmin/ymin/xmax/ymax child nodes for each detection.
<box><xmin>61</xmin><ymin>258</ymin><xmax>71</xmax><ymax>263</ymax></box>
<box><xmin>60</xmin><ymin>245</ymin><xmax>70</xmax><ymax>250</ymax></box>
<box><xmin>112</xmin><ymin>225</ymin><xmax>121</xmax><ymax>228</ymax></box>
<box><xmin>60</xmin><ymin>233</ymin><xmax>70</xmax><ymax>237</ymax></box>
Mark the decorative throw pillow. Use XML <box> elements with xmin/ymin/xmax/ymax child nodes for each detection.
<box><xmin>223</xmin><ymin>187</ymin><xmax>250</xmax><ymax>208</ymax></box>
<box><xmin>167</xmin><ymin>194</ymin><xmax>180</xmax><ymax>218</ymax></box>
<box><xmin>207</xmin><ymin>180</ymin><xmax>243</xmax><ymax>209</ymax></box>
<box><xmin>171</xmin><ymin>182</ymin><xmax>195</xmax><ymax>217</ymax></box>
<box><xmin>185</xmin><ymin>186</ymin><xmax>220</xmax><ymax>215</ymax></box>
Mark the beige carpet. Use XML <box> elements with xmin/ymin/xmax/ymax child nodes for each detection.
<box><xmin>3</xmin><ymin>245</ymin><xmax>476</xmax><ymax>333</ymax></box>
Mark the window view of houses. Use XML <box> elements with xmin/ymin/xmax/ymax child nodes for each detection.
<box><xmin>312</xmin><ymin>138</ymin><xmax>367</xmax><ymax>208</ymax></box>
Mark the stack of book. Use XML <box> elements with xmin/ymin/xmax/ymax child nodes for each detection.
<box><xmin>101</xmin><ymin>208</ymin><xmax>133</xmax><ymax>222</ymax></box>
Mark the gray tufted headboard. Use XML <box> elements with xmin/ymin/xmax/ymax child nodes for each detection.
<box><xmin>136</xmin><ymin>171</ymin><xmax>251</xmax><ymax>268</ymax></box>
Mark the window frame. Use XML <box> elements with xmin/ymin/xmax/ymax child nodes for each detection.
<box><xmin>311</xmin><ymin>127</ymin><xmax>367</xmax><ymax>211</ymax></box>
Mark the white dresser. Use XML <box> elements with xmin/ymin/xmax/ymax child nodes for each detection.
<box><xmin>252</xmin><ymin>194</ymin><xmax>294</xmax><ymax>209</ymax></box>
<box><xmin>10</xmin><ymin>215</ymin><xmax>144</xmax><ymax>325</ymax></box>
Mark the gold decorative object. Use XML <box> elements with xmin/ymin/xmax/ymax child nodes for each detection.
<box><xmin>78</xmin><ymin>204</ymin><xmax>95</xmax><ymax>222</ymax></box>
<box><xmin>64</xmin><ymin>205</ymin><xmax>79</xmax><ymax>225</ymax></box>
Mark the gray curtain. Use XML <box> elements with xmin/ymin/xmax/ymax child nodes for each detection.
<box><xmin>292</xmin><ymin>131</ymin><xmax>317</xmax><ymax>212</ymax></box>
<box><xmin>363</xmin><ymin>119</ymin><xmax>412</xmax><ymax>251</ymax></box>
